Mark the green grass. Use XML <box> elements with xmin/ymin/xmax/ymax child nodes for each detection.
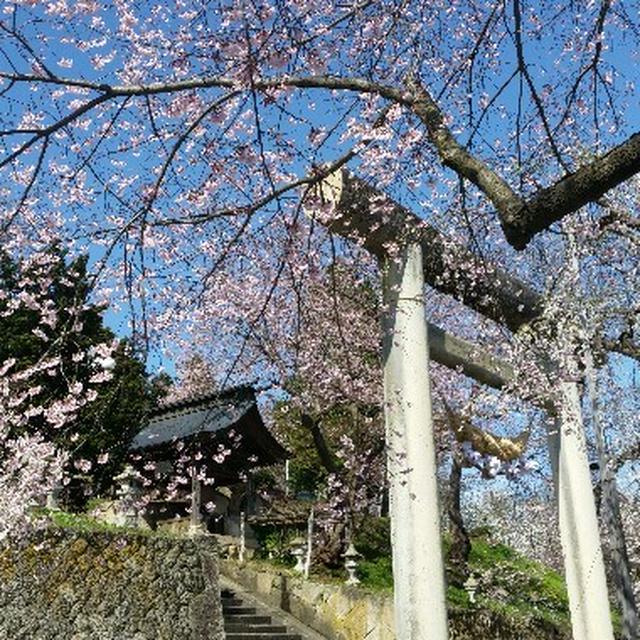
<box><xmin>32</xmin><ymin>508</ymin><xmax>180</xmax><ymax>539</ymax></box>
<box><xmin>47</xmin><ymin>509</ymin><xmax>132</xmax><ymax>533</ymax></box>
<box><xmin>469</xmin><ymin>538</ymin><xmax>571</xmax><ymax>628</ymax></box>
<box><xmin>353</xmin><ymin>535</ymin><xmax>572</xmax><ymax>632</ymax></box>
<box><xmin>317</xmin><ymin>533</ymin><xmax>571</xmax><ymax>624</ymax></box>
<box><xmin>358</xmin><ymin>555</ymin><xmax>393</xmax><ymax>590</ymax></box>
<box><xmin>248</xmin><ymin>531</ymin><xmax>577</xmax><ymax>635</ymax></box>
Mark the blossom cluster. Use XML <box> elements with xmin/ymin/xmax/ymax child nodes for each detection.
<box><xmin>460</xmin><ymin>441</ymin><xmax>539</xmax><ymax>480</ymax></box>
<box><xmin>0</xmin><ymin>247</ymin><xmax>114</xmax><ymax>539</ymax></box>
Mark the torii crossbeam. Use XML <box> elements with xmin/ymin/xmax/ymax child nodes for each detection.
<box><xmin>311</xmin><ymin>170</ymin><xmax>616</xmax><ymax>640</ymax></box>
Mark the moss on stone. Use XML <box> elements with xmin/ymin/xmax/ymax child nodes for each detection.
<box><xmin>0</xmin><ymin>526</ymin><xmax>224</xmax><ymax>640</ymax></box>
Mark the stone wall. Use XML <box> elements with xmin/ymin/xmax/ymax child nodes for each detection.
<box><xmin>0</xmin><ymin>528</ymin><xmax>224</xmax><ymax>640</ymax></box>
<box><xmin>220</xmin><ymin>559</ymin><xmax>570</xmax><ymax>640</ymax></box>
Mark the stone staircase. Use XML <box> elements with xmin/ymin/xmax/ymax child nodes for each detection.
<box><xmin>221</xmin><ymin>587</ymin><xmax>303</xmax><ymax>640</ymax></box>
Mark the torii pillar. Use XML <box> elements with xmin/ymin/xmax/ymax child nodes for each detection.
<box><xmin>382</xmin><ymin>242</ymin><xmax>449</xmax><ymax>640</ymax></box>
<box><xmin>548</xmin><ymin>381</ymin><xmax>615</xmax><ymax>640</ymax></box>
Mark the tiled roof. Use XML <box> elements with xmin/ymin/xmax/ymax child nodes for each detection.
<box><xmin>130</xmin><ymin>385</ymin><xmax>256</xmax><ymax>450</ymax></box>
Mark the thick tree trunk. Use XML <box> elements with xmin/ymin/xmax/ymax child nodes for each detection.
<box><xmin>501</xmin><ymin>133</ymin><xmax>640</xmax><ymax>249</ymax></box>
<box><xmin>406</xmin><ymin>77</ymin><xmax>640</xmax><ymax>250</ymax></box>
<box><xmin>585</xmin><ymin>349</ymin><xmax>639</xmax><ymax>640</ymax></box>
<box><xmin>447</xmin><ymin>453</ymin><xmax>471</xmax><ymax>587</ymax></box>
<box><xmin>315</xmin><ymin>520</ymin><xmax>346</xmax><ymax>568</ymax></box>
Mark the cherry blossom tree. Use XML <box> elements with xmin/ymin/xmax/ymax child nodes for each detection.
<box><xmin>0</xmin><ymin>1</ymin><xmax>637</xmax><ymax>389</ymax></box>
<box><xmin>0</xmin><ymin>243</ymin><xmax>114</xmax><ymax>539</ymax></box>
<box><xmin>160</xmin><ymin>353</ymin><xmax>220</xmax><ymax>405</ymax></box>
<box><xmin>0</xmin><ymin>2</ymin><xmax>639</xmax><ymax>636</ymax></box>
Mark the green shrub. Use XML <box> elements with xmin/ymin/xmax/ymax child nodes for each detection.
<box><xmin>358</xmin><ymin>556</ymin><xmax>393</xmax><ymax>590</ymax></box>
<box><xmin>354</xmin><ymin>516</ymin><xmax>390</xmax><ymax>559</ymax></box>
<box><xmin>252</xmin><ymin>524</ymin><xmax>300</xmax><ymax>565</ymax></box>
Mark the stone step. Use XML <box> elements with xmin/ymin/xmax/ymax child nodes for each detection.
<box><xmin>221</xmin><ymin>586</ymin><xmax>311</xmax><ymax>640</ymax></box>
<box><xmin>223</xmin><ymin>605</ymin><xmax>258</xmax><ymax>615</ymax></box>
<box><xmin>225</xmin><ymin>624</ymin><xmax>288</xmax><ymax>633</ymax></box>
<box><xmin>224</xmin><ymin>614</ymin><xmax>273</xmax><ymax>625</ymax></box>
<box><xmin>225</xmin><ymin>635</ymin><xmax>302</xmax><ymax>640</ymax></box>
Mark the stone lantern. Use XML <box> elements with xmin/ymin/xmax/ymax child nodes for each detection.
<box><xmin>46</xmin><ymin>481</ymin><xmax>63</xmax><ymax>511</ymax></box>
<box><xmin>464</xmin><ymin>573</ymin><xmax>480</xmax><ymax>604</ymax></box>
<box><xmin>114</xmin><ymin>464</ymin><xmax>140</xmax><ymax>527</ymax></box>
<box><xmin>290</xmin><ymin>537</ymin><xmax>307</xmax><ymax>573</ymax></box>
<box><xmin>343</xmin><ymin>542</ymin><xmax>361</xmax><ymax>586</ymax></box>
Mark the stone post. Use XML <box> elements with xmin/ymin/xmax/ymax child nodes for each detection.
<box><xmin>285</xmin><ymin>459</ymin><xmax>290</xmax><ymax>497</ymax></box>
<box><xmin>239</xmin><ymin>511</ymin><xmax>246</xmax><ymax>563</ymax></box>
<box><xmin>189</xmin><ymin>466</ymin><xmax>204</xmax><ymax>536</ymax></box>
<box><xmin>584</xmin><ymin>347</ymin><xmax>638</xmax><ymax>639</ymax></box>
<box><xmin>304</xmin><ymin>507</ymin><xmax>314</xmax><ymax>579</ymax></box>
<box><xmin>547</xmin><ymin>381</ymin><xmax>614</xmax><ymax>640</ymax></box>
<box><xmin>545</xmin><ymin>232</ymin><xmax>615</xmax><ymax>640</ymax></box>
<box><xmin>382</xmin><ymin>242</ymin><xmax>449</xmax><ymax>640</ymax></box>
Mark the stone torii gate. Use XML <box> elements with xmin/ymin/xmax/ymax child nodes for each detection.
<box><xmin>311</xmin><ymin>171</ymin><xmax>615</xmax><ymax>640</ymax></box>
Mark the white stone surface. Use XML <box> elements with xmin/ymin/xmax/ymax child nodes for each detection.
<box><xmin>382</xmin><ymin>242</ymin><xmax>449</xmax><ymax>640</ymax></box>
<box><xmin>548</xmin><ymin>381</ymin><xmax>614</xmax><ymax>640</ymax></box>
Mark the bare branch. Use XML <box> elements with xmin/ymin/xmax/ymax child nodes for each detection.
<box><xmin>503</xmin><ymin>133</ymin><xmax>640</xmax><ymax>248</ymax></box>
<box><xmin>407</xmin><ymin>74</ymin><xmax>523</xmax><ymax>217</ymax></box>
<box><xmin>1</xmin><ymin>70</ymin><xmax>639</xmax><ymax>250</ymax></box>
<box><xmin>0</xmin><ymin>93</ymin><xmax>111</xmax><ymax>170</ymax></box>
<box><xmin>512</xmin><ymin>0</ymin><xmax>569</xmax><ymax>171</ymax></box>
<box><xmin>0</xmin><ymin>19</ymin><xmax>56</xmax><ymax>79</ymax></box>
<box><xmin>155</xmin><ymin>148</ymin><xmax>358</xmax><ymax>227</ymax></box>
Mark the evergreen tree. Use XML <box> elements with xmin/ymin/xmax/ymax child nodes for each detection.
<box><xmin>0</xmin><ymin>247</ymin><xmax>161</xmax><ymax>505</ymax></box>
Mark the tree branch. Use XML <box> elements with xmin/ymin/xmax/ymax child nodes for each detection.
<box><xmin>603</xmin><ymin>333</ymin><xmax>640</xmax><ymax>362</ymax></box>
<box><xmin>2</xmin><ymin>70</ymin><xmax>639</xmax><ymax>251</ymax></box>
<box><xmin>0</xmin><ymin>93</ymin><xmax>111</xmax><ymax>170</ymax></box>
<box><xmin>300</xmin><ymin>413</ymin><xmax>340</xmax><ymax>475</ymax></box>
<box><xmin>405</xmin><ymin>76</ymin><xmax>640</xmax><ymax>250</ymax></box>
<box><xmin>502</xmin><ymin>133</ymin><xmax>640</xmax><ymax>248</ymax></box>
<box><xmin>0</xmin><ymin>71</ymin><xmax>408</xmax><ymax>103</ymax></box>
<box><xmin>407</xmin><ymin>75</ymin><xmax>523</xmax><ymax>218</ymax></box>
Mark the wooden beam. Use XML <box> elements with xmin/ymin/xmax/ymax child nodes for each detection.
<box><xmin>427</xmin><ymin>322</ymin><xmax>514</xmax><ymax>390</ymax></box>
<box><xmin>313</xmin><ymin>169</ymin><xmax>542</xmax><ymax>332</ymax></box>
